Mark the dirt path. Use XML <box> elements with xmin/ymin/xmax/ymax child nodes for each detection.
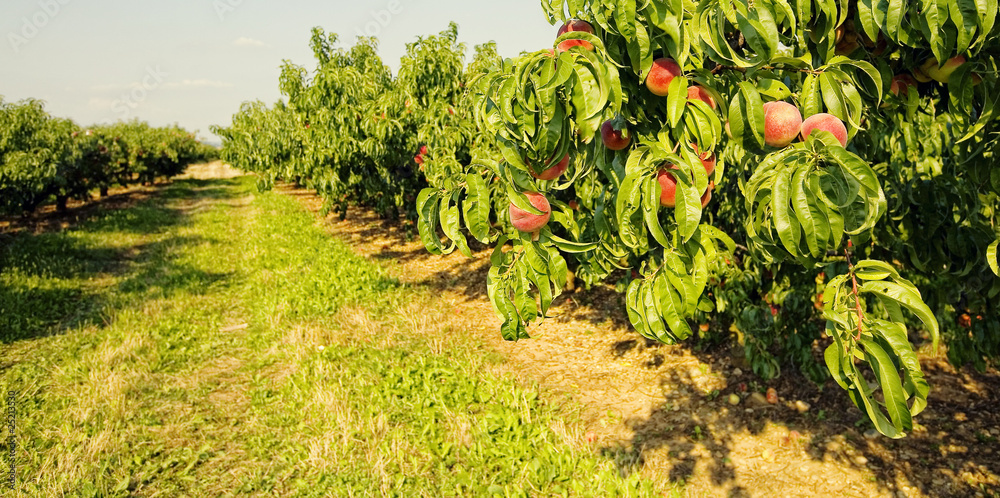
<box><xmin>201</xmin><ymin>165</ymin><xmax>1000</xmax><ymax>497</ymax></box>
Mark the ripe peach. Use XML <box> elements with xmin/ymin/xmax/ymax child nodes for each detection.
<box><xmin>557</xmin><ymin>19</ymin><xmax>594</xmax><ymax>36</ymax></box>
<box><xmin>800</xmin><ymin>113</ymin><xmax>848</xmax><ymax>147</ymax></box>
<box><xmin>509</xmin><ymin>192</ymin><xmax>551</xmax><ymax>232</ymax></box>
<box><xmin>530</xmin><ymin>154</ymin><xmax>569</xmax><ymax>181</ymax></box>
<box><xmin>921</xmin><ymin>56</ymin><xmax>967</xmax><ymax>84</ymax></box>
<box><xmin>657</xmin><ymin>166</ymin><xmax>679</xmax><ymax>207</ymax></box>
<box><xmin>701</xmin><ymin>181</ymin><xmax>714</xmax><ymax>208</ymax></box>
<box><xmin>762</xmin><ymin>101</ymin><xmax>802</xmax><ymax>148</ymax></box>
<box><xmin>646</xmin><ymin>58</ymin><xmax>682</xmax><ymax>97</ymax></box>
<box><xmin>889</xmin><ymin>74</ymin><xmax>918</xmax><ymax>97</ymax></box>
<box><xmin>601</xmin><ymin>121</ymin><xmax>631</xmax><ymax>150</ymax></box>
<box><xmin>692</xmin><ymin>143</ymin><xmax>716</xmax><ymax>176</ymax></box>
<box><xmin>912</xmin><ymin>67</ymin><xmax>933</xmax><ymax>83</ymax></box>
<box><xmin>687</xmin><ymin>85</ymin><xmax>717</xmax><ymax>109</ymax></box>
<box><xmin>557</xmin><ymin>39</ymin><xmax>593</xmax><ymax>52</ymax></box>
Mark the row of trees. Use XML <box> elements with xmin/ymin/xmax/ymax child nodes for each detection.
<box><xmin>213</xmin><ymin>24</ymin><xmax>492</xmax><ymax>222</ymax></box>
<box><xmin>0</xmin><ymin>97</ymin><xmax>217</xmax><ymax>215</ymax></box>
<box><xmin>218</xmin><ymin>1</ymin><xmax>1000</xmax><ymax>438</ymax></box>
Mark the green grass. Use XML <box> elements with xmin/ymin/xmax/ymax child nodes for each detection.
<box><xmin>0</xmin><ymin>177</ymin><xmax>670</xmax><ymax>496</ymax></box>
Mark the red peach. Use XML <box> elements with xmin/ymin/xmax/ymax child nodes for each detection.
<box><xmin>800</xmin><ymin>113</ymin><xmax>848</xmax><ymax>147</ymax></box>
<box><xmin>509</xmin><ymin>192</ymin><xmax>552</xmax><ymax>232</ymax></box>
<box><xmin>692</xmin><ymin>143</ymin><xmax>716</xmax><ymax>176</ymax></box>
<box><xmin>557</xmin><ymin>39</ymin><xmax>594</xmax><ymax>52</ymax></box>
<box><xmin>646</xmin><ymin>58</ymin><xmax>682</xmax><ymax>97</ymax></box>
<box><xmin>701</xmin><ymin>181</ymin><xmax>714</xmax><ymax>208</ymax></box>
<box><xmin>889</xmin><ymin>74</ymin><xmax>918</xmax><ymax>97</ymax></box>
<box><xmin>687</xmin><ymin>85</ymin><xmax>717</xmax><ymax>109</ymax></box>
<box><xmin>601</xmin><ymin>121</ymin><xmax>631</xmax><ymax>150</ymax></box>
<box><xmin>763</xmin><ymin>101</ymin><xmax>803</xmax><ymax>148</ymax></box>
<box><xmin>657</xmin><ymin>166</ymin><xmax>679</xmax><ymax>207</ymax></box>
<box><xmin>530</xmin><ymin>154</ymin><xmax>569</xmax><ymax>181</ymax></box>
<box><xmin>557</xmin><ymin>20</ymin><xmax>594</xmax><ymax>36</ymax></box>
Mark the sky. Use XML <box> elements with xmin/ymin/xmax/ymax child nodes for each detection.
<box><xmin>0</xmin><ymin>0</ymin><xmax>557</xmax><ymax>144</ymax></box>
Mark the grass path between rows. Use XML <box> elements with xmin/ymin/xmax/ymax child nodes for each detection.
<box><xmin>0</xmin><ymin>177</ymin><xmax>672</xmax><ymax>496</ymax></box>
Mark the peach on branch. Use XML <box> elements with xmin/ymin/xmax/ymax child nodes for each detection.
<box><xmin>556</xmin><ymin>20</ymin><xmax>595</xmax><ymax>52</ymax></box>
<box><xmin>889</xmin><ymin>74</ymin><xmax>918</xmax><ymax>97</ymax></box>
<box><xmin>687</xmin><ymin>85</ymin><xmax>717</xmax><ymax>109</ymax></box>
<box><xmin>509</xmin><ymin>192</ymin><xmax>552</xmax><ymax>233</ymax></box>
<box><xmin>912</xmin><ymin>67</ymin><xmax>933</xmax><ymax>83</ymax></box>
<box><xmin>701</xmin><ymin>181</ymin><xmax>715</xmax><ymax>208</ymax></box>
<box><xmin>646</xmin><ymin>58</ymin><xmax>682</xmax><ymax>97</ymax></box>
<box><xmin>800</xmin><ymin>113</ymin><xmax>848</xmax><ymax>147</ymax></box>
<box><xmin>656</xmin><ymin>166</ymin><xmax>679</xmax><ymax>207</ymax></box>
<box><xmin>692</xmin><ymin>143</ymin><xmax>716</xmax><ymax>176</ymax></box>
<box><xmin>557</xmin><ymin>39</ymin><xmax>593</xmax><ymax>52</ymax></box>
<box><xmin>601</xmin><ymin>120</ymin><xmax>631</xmax><ymax>150</ymax></box>
<box><xmin>762</xmin><ymin>101</ymin><xmax>802</xmax><ymax>148</ymax></box>
<box><xmin>557</xmin><ymin>19</ymin><xmax>594</xmax><ymax>36</ymax></box>
<box><xmin>920</xmin><ymin>56</ymin><xmax>967</xmax><ymax>84</ymax></box>
<box><xmin>530</xmin><ymin>154</ymin><xmax>569</xmax><ymax>181</ymax></box>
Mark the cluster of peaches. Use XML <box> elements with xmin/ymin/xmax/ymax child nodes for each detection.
<box><xmin>509</xmin><ymin>20</ymin><xmax>970</xmax><ymax>235</ymax></box>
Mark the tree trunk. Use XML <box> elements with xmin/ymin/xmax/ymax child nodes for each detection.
<box><xmin>100</xmin><ymin>186</ymin><xmax>109</xmax><ymax>198</ymax></box>
<box><xmin>56</xmin><ymin>195</ymin><xmax>68</xmax><ymax>212</ymax></box>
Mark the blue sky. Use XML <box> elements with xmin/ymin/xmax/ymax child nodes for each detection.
<box><xmin>0</xmin><ymin>0</ymin><xmax>557</xmax><ymax>143</ymax></box>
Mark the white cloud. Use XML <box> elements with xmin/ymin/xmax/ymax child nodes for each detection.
<box><xmin>233</xmin><ymin>37</ymin><xmax>268</xmax><ymax>48</ymax></box>
<box><xmin>87</xmin><ymin>97</ymin><xmax>114</xmax><ymax>109</ymax></box>
<box><xmin>162</xmin><ymin>79</ymin><xmax>234</xmax><ymax>89</ymax></box>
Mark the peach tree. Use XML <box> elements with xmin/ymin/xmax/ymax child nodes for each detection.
<box><xmin>1</xmin><ymin>97</ymin><xmax>211</xmax><ymax>214</ymax></box>
<box><xmin>416</xmin><ymin>0</ymin><xmax>1000</xmax><ymax>437</ymax></box>
<box><xmin>216</xmin><ymin>24</ymin><xmax>489</xmax><ymax>223</ymax></box>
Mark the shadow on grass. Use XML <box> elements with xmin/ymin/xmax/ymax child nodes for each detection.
<box><xmin>274</xmin><ymin>182</ymin><xmax>1000</xmax><ymax>497</ymax></box>
<box><xmin>0</xmin><ymin>178</ymin><xmax>239</xmax><ymax>344</ymax></box>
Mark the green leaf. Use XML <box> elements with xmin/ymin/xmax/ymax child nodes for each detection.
<box><xmin>666</xmin><ymin>76</ymin><xmax>689</xmax><ymax>129</ymax></box>
<box><xmin>862</xmin><ymin>338</ymin><xmax>912</xmax><ymax>436</ymax></box>
<box><xmin>464</xmin><ymin>173</ymin><xmax>492</xmax><ymax>243</ymax></box>
<box><xmin>988</xmin><ymin>240</ymin><xmax>1000</xmax><ymax>277</ymax></box>
<box><xmin>860</xmin><ymin>280</ymin><xmax>940</xmax><ymax>352</ymax></box>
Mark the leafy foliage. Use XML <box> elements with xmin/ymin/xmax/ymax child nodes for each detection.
<box><xmin>0</xmin><ymin>97</ymin><xmax>216</xmax><ymax>215</ymax></box>
<box><xmin>220</xmin><ymin>0</ymin><xmax>1000</xmax><ymax>438</ymax></box>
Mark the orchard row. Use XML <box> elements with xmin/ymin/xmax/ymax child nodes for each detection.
<box><xmin>218</xmin><ymin>0</ymin><xmax>1000</xmax><ymax>438</ymax></box>
<box><xmin>0</xmin><ymin>97</ymin><xmax>216</xmax><ymax>215</ymax></box>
